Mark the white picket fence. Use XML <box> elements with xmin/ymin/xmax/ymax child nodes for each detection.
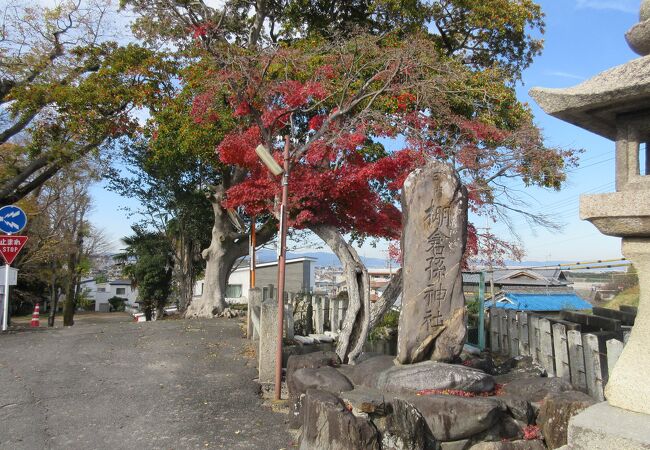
<box><xmin>488</xmin><ymin>308</ymin><xmax>631</xmax><ymax>401</ymax></box>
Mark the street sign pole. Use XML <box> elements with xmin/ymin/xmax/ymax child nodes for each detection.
<box><xmin>2</xmin><ymin>263</ymin><xmax>8</xmax><ymax>331</ymax></box>
<box><xmin>0</xmin><ymin>205</ymin><xmax>29</xmax><ymax>332</ymax></box>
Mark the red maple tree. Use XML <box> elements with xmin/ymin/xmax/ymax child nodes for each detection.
<box><xmin>190</xmin><ymin>33</ymin><xmax>576</xmax><ymax>362</ymax></box>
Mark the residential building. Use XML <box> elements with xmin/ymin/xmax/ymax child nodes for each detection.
<box><xmin>194</xmin><ymin>257</ymin><xmax>317</xmax><ymax>304</ymax></box>
<box><xmin>80</xmin><ymin>278</ymin><xmax>138</xmax><ymax>312</ymax></box>
<box><xmin>487</xmin><ymin>292</ymin><xmax>593</xmax><ymax>312</ymax></box>
<box><xmin>462</xmin><ymin>268</ymin><xmax>574</xmax><ymax>300</ymax></box>
<box><xmin>367</xmin><ymin>267</ymin><xmax>400</xmax><ymax>301</ymax></box>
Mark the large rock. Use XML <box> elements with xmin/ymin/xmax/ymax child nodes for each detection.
<box><xmin>341</xmin><ymin>386</ymin><xmax>390</xmax><ymax>415</ymax></box>
<box><xmin>408</xmin><ymin>395</ymin><xmax>506</xmax><ymax>441</ymax></box>
<box><xmin>300</xmin><ymin>389</ymin><xmax>381</xmax><ymax>450</ymax></box>
<box><xmin>498</xmin><ymin>395</ymin><xmax>536</xmax><ymax>424</ymax></box>
<box><xmin>537</xmin><ymin>390</ymin><xmax>596</xmax><ymax>449</ymax></box>
<box><xmin>376</xmin><ymin>361</ymin><xmax>495</xmax><ymax>394</ymax></box>
<box><xmin>376</xmin><ymin>398</ymin><xmax>437</xmax><ymax>450</ymax></box>
<box><xmin>494</xmin><ymin>356</ymin><xmax>546</xmax><ymax>383</ymax></box>
<box><xmin>292</xmin><ymin>366</ymin><xmax>354</xmax><ymax>396</ymax></box>
<box><xmin>468</xmin><ymin>441</ymin><xmax>545</xmax><ymax>450</ymax></box>
<box><xmin>501</xmin><ymin>377</ymin><xmax>573</xmax><ymax>403</ymax></box>
<box><xmin>462</xmin><ymin>355</ymin><xmax>497</xmax><ymax>375</ymax></box>
<box><xmin>348</xmin><ymin>355</ymin><xmax>396</xmax><ymax>387</ymax></box>
<box><xmin>286</xmin><ymin>351</ymin><xmax>341</xmax><ymax>429</ymax></box>
<box><xmin>287</xmin><ymin>351</ymin><xmax>340</xmax><ymax>395</ymax></box>
<box><xmin>397</xmin><ymin>162</ymin><xmax>468</xmax><ymax>364</ymax></box>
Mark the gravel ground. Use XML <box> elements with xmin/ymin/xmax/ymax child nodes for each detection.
<box><xmin>0</xmin><ymin>317</ymin><xmax>293</xmax><ymax>450</ymax></box>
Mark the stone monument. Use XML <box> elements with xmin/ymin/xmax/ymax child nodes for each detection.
<box><xmin>530</xmin><ymin>2</ymin><xmax>650</xmax><ymax>447</ymax></box>
<box><xmin>396</xmin><ymin>161</ymin><xmax>468</xmax><ymax>364</ymax></box>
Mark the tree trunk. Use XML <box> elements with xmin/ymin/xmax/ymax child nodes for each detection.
<box><xmin>175</xmin><ymin>235</ymin><xmax>195</xmax><ymax>313</ymax></box>
<box><xmin>62</xmin><ymin>212</ymin><xmax>85</xmax><ymax>326</ymax></box>
<box><xmin>48</xmin><ymin>262</ymin><xmax>58</xmax><ymax>327</ymax></box>
<box><xmin>311</xmin><ymin>224</ymin><xmax>371</xmax><ymax>364</ymax></box>
<box><xmin>62</xmin><ymin>259</ymin><xmax>77</xmax><ymax>326</ymax></box>
<box><xmin>185</xmin><ymin>188</ymin><xmax>243</xmax><ymax>317</ymax></box>
<box><xmin>368</xmin><ymin>269</ymin><xmax>403</xmax><ymax>330</ymax></box>
<box><xmin>155</xmin><ymin>303</ymin><xmax>165</xmax><ymax>320</ymax></box>
<box><xmin>144</xmin><ymin>305</ymin><xmax>153</xmax><ymax>321</ymax></box>
<box><xmin>311</xmin><ymin>225</ymin><xmax>404</xmax><ymax>364</ymax></box>
<box><xmin>185</xmin><ymin>186</ymin><xmax>277</xmax><ymax>318</ymax></box>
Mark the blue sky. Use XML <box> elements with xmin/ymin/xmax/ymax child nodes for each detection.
<box><xmin>89</xmin><ymin>0</ymin><xmax>640</xmax><ymax>262</ymax></box>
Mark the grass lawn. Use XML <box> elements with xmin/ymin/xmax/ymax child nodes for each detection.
<box><xmin>606</xmin><ymin>285</ymin><xmax>640</xmax><ymax>309</ymax></box>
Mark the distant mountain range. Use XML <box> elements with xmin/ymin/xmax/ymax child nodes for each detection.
<box><xmin>255</xmin><ymin>249</ymin><xmax>390</xmax><ymax>268</ymax></box>
<box><xmin>256</xmin><ymin>250</ymin><xmax>622</xmax><ymax>271</ymax></box>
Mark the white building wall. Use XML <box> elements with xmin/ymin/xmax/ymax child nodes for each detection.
<box><xmin>225</xmin><ymin>268</ymin><xmax>250</xmax><ymax>304</ymax></box>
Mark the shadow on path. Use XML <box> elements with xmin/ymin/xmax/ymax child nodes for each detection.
<box><xmin>0</xmin><ymin>318</ymin><xmax>293</xmax><ymax>450</ymax></box>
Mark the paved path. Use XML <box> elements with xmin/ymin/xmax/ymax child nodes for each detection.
<box><xmin>0</xmin><ymin>317</ymin><xmax>293</xmax><ymax>450</ymax></box>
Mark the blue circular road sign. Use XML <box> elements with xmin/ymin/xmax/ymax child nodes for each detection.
<box><xmin>0</xmin><ymin>205</ymin><xmax>27</xmax><ymax>234</ymax></box>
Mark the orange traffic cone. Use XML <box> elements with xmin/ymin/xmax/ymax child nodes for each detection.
<box><xmin>31</xmin><ymin>303</ymin><xmax>40</xmax><ymax>328</ymax></box>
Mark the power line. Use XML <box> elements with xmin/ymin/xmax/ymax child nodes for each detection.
<box><xmin>525</xmin><ymin>258</ymin><xmax>627</xmax><ymax>270</ymax></box>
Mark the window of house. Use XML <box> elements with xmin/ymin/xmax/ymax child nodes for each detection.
<box><xmin>97</xmin><ymin>287</ymin><xmax>106</xmax><ymax>293</ymax></box>
<box><xmin>225</xmin><ymin>284</ymin><xmax>242</xmax><ymax>298</ymax></box>
<box><xmin>116</xmin><ymin>287</ymin><xmax>126</xmax><ymax>295</ymax></box>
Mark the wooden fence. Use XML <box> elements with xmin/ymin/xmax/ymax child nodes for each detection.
<box><xmin>488</xmin><ymin>308</ymin><xmax>632</xmax><ymax>401</ymax></box>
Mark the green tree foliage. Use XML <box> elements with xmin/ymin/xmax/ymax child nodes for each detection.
<box><xmin>117</xmin><ymin>227</ymin><xmax>174</xmax><ymax>320</ymax></box>
<box><xmin>0</xmin><ymin>1</ymin><xmax>176</xmax><ymax>204</ymax></box>
<box><xmin>122</xmin><ymin>0</ymin><xmax>543</xmax><ymax>80</ymax></box>
<box><xmin>108</xmin><ymin>296</ymin><xmax>127</xmax><ymax>312</ymax></box>
<box><xmin>105</xmin><ymin>67</ymin><xmax>237</xmax><ymax>312</ymax></box>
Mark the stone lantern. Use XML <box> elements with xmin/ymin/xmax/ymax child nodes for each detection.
<box><xmin>530</xmin><ymin>2</ymin><xmax>650</xmax><ymax>447</ymax></box>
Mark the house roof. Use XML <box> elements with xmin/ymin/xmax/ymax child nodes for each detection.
<box><xmin>368</xmin><ymin>268</ymin><xmax>400</xmax><ymax>276</ymax></box>
<box><xmin>109</xmin><ymin>279</ymin><xmax>132</xmax><ymax>286</ymax></box>
<box><xmin>488</xmin><ymin>292</ymin><xmax>592</xmax><ymax>312</ymax></box>
<box><xmin>231</xmin><ymin>257</ymin><xmax>318</xmax><ymax>272</ymax></box>
<box><xmin>463</xmin><ymin>269</ymin><xmax>568</xmax><ymax>287</ymax></box>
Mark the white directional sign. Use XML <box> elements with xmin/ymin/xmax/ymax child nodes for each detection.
<box><xmin>0</xmin><ymin>266</ymin><xmax>17</xmax><ymax>285</ymax></box>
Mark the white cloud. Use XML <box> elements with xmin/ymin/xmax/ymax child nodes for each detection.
<box><xmin>545</xmin><ymin>71</ymin><xmax>586</xmax><ymax>81</ymax></box>
<box><xmin>576</xmin><ymin>0</ymin><xmax>639</xmax><ymax>13</ymax></box>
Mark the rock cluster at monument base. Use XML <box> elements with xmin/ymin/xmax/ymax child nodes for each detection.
<box><xmin>287</xmin><ymin>351</ymin><xmax>593</xmax><ymax>449</ymax></box>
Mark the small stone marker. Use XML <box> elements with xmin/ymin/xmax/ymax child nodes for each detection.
<box><xmin>258</xmin><ymin>298</ymin><xmax>278</xmax><ymax>383</ymax></box>
<box><xmin>396</xmin><ymin>162</ymin><xmax>468</xmax><ymax>364</ymax></box>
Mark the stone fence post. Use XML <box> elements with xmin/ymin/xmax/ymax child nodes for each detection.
<box><xmin>258</xmin><ymin>298</ymin><xmax>278</xmax><ymax>383</ymax></box>
<box><xmin>305</xmin><ymin>293</ymin><xmax>313</xmax><ymax>335</ymax></box>
<box><xmin>247</xmin><ymin>288</ymin><xmax>262</xmax><ymax>339</ymax></box>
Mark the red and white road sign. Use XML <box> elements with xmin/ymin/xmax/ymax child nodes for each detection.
<box><xmin>0</xmin><ymin>236</ymin><xmax>28</xmax><ymax>265</ymax></box>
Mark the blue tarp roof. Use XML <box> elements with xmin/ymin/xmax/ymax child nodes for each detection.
<box><xmin>489</xmin><ymin>293</ymin><xmax>592</xmax><ymax>311</ymax></box>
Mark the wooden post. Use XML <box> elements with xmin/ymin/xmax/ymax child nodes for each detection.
<box><xmin>553</xmin><ymin>323</ymin><xmax>571</xmax><ymax>381</ymax></box>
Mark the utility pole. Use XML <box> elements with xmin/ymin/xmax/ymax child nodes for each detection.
<box><xmin>274</xmin><ymin>136</ymin><xmax>290</xmax><ymax>400</ymax></box>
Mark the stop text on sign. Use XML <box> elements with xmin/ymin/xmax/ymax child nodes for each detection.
<box><xmin>0</xmin><ymin>236</ymin><xmax>28</xmax><ymax>265</ymax></box>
